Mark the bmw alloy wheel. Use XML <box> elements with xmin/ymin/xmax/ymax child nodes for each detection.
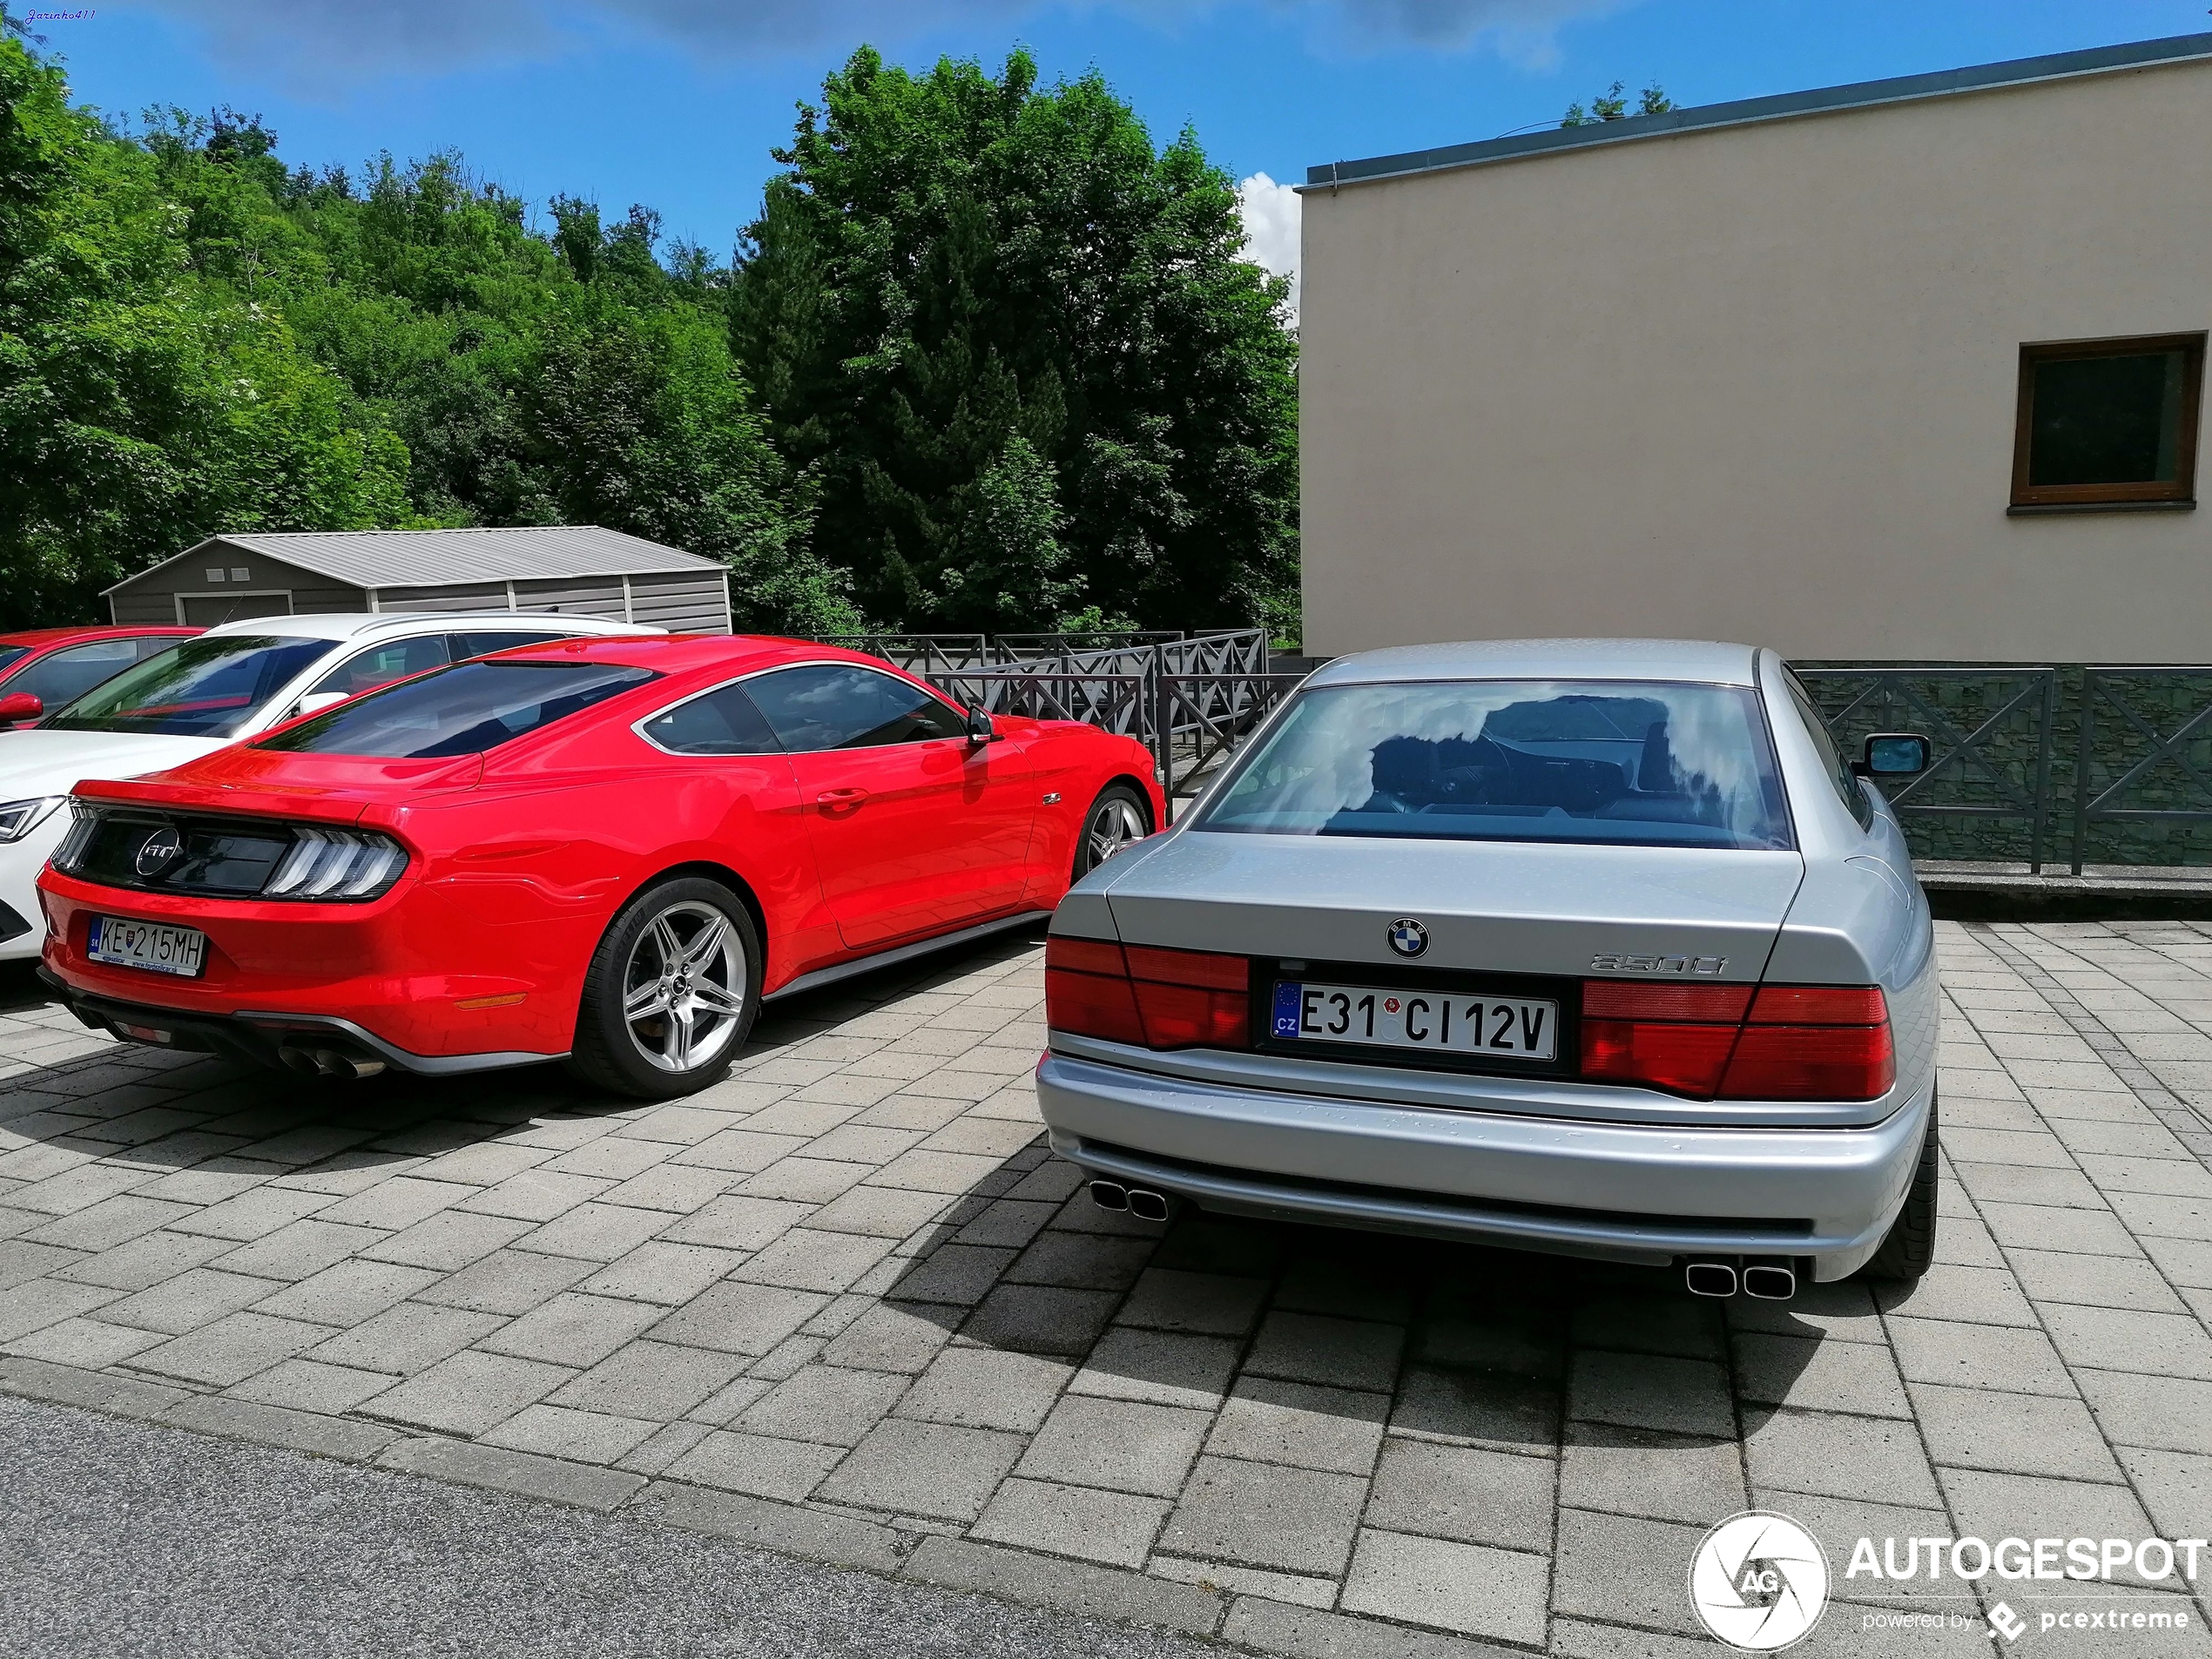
<box><xmin>1086</xmin><ymin>795</ymin><xmax>1148</xmax><ymax>867</ymax></box>
<box><xmin>622</xmin><ymin>900</ymin><xmax>748</xmax><ymax>1073</ymax></box>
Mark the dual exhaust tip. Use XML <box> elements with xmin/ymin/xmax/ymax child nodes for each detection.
<box><xmin>277</xmin><ymin>1044</ymin><xmax>386</xmax><ymax>1081</ymax></box>
<box><xmin>1685</xmin><ymin>1258</ymin><xmax>1797</xmax><ymax>1300</ymax></box>
<box><xmin>1089</xmin><ymin>1179</ymin><xmax>1170</xmax><ymax>1222</ymax></box>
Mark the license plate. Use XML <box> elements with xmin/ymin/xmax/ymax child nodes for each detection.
<box><xmin>1271</xmin><ymin>981</ymin><xmax>1558</xmax><ymax>1061</ymax></box>
<box><xmin>87</xmin><ymin>915</ymin><xmax>207</xmax><ymax>979</ymax></box>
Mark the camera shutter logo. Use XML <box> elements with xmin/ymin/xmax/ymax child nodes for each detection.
<box><xmin>1386</xmin><ymin>918</ymin><xmax>1428</xmax><ymax>957</ymax></box>
<box><xmin>1689</xmin><ymin>1511</ymin><xmax>1830</xmax><ymax>1651</ymax></box>
<box><xmin>134</xmin><ymin>826</ymin><xmax>183</xmax><ymax>879</ymax></box>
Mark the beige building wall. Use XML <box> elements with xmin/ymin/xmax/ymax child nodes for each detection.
<box><xmin>1300</xmin><ymin>55</ymin><xmax>2212</xmax><ymax>661</ymax></box>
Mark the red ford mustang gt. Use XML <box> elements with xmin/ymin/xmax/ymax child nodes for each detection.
<box><xmin>36</xmin><ymin>636</ymin><xmax>1163</xmax><ymax>1097</ymax></box>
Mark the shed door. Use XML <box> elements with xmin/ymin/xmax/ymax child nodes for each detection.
<box><xmin>178</xmin><ymin>591</ymin><xmax>293</xmax><ymax>625</ymax></box>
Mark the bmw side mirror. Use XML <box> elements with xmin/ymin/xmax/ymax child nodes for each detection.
<box><xmin>966</xmin><ymin>705</ymin><xmax>1001</xmax><ymax>745</ymax></box>
<box><xmin>1858</xmin><ymin>733</ymin><xmax>1930</xmax><ymax>778</ymax></box>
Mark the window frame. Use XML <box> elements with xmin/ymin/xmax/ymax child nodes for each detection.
<box><xmin>631</xmin><ymin>661</ymin><xmax>974</xmax><ymax>759</ymax></box>
<box><xmin>633</xmin><ymin>675</ymin><xmax>786</xmax><ymax>758</ymax></box>
<box><xmin>732</xmin><ymin>661</ymin><xmax>972</xmax><ymax>754</ymax></box>
<box><xmin>2010</xmin><ymin>332</ymin><xmax>2205</xmax><ymax>512</ymax></box>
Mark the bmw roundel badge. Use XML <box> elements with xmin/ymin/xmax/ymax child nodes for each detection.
<box><xmin>1386</xmin><ymin>918</ymin><xmax>1428</xmax><ymax>958</ymax></box>
<box><xmin>135</xmin><ymin>826</ymin><xmax>183</xmax><ymax>879</ymax></box>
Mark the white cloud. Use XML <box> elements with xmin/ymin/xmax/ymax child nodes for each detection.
<box><xmin>1237</xmin><ymin>171</ymin><xmax>1300</xmax><ymax>322</ymax></box>
<box><xmin>119</xmin><ymin>0</ymin><xmax>1625</xmax><ymax>82</ymax></box>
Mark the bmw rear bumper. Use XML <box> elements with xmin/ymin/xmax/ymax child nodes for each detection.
<box><xmin>1035</xmin><ymin>1049</ymin><xmax>1932</xmax><ymax>1280</ymax></box>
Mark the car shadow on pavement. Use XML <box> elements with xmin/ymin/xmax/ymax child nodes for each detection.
<box><xmin>874</xmin><ymin>1153</ymin><xmax>1851</xmax><ymax>1464</ymax></box>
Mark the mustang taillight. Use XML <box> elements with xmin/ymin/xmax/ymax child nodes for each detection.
<box><xmin>262</xmin><ymin>826</ymin><xmax>409</xmax><ymax>901</ymax></box>
<box><xmin>1046</xmin><ymin>936</ymin><xmax>1250</xmax><ymax>1051</ymax></box>
<box><xmin>1579</xmin><ymin>981</ymin><xmax>1893</xmax><ymax>1101</ymax></box>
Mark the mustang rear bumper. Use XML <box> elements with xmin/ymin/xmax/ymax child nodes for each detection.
<box><xmin>1035</xmin><ymin>1049</ymin><xmax>1932</xmax><ymax>1280</ymax></box>
<box><xmin>37</xmin><ymin>970</ymin><xmax>560</xmax><ymax>1077</ymax></box>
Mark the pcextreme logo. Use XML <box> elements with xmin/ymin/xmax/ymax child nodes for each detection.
<box><xmin>1689</xmin><ymin>1512</ymin><xmax>1830</xmax><ymax>1651</ymax></box>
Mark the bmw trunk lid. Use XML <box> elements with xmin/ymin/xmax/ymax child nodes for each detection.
<box><xmin>1095</xmin><ymin>832</ymin><xmax>1804</xmax><ymax>982</ymax></box>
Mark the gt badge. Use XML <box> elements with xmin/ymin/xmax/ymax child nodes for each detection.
<box><xmin>135</xmin><ymin>827</ymin><xmax>183</xmax><ymax>878</ymax></box>
<box><xmin>1386</xmin><ymin>918</ymin><xmax>1428</xmax><ymax>958</ymax></box>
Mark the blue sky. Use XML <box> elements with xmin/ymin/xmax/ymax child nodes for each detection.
<box><xmin>28</xmin><ymin>0</ymin><xmax>2211</xmax><ymax>300</ymax></box>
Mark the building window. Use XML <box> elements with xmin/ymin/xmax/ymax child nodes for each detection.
<box><xmin>2011</xmin><ymin>334</ymin><xmax>2203</xmax><ymax>511</ymax></box>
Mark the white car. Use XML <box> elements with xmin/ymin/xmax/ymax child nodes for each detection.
<box><xmin>0</xmin><ymin>611</ymin><xmax>659</xmax><ymax>961</ymax></box>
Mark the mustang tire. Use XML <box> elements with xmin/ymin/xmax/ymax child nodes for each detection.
<box><xmin>568</xmin><ymin>876</ymin><xmax>762</xmax><ymax>1100</ymax></box>
<box><xmin>1074</xmin><ymin>782</ymin><xmax>1153</xmax><ymax>880</ymax></box>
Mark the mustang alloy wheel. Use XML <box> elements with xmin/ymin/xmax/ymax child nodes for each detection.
<box><xmin>623</xmin><ymin>900</ymin><xmax>749</xmax><ymax>1074</ymax></box>
<box><xmin>569</xmin><ymin>877</ymin><xmax>761</xmax><ymax>1098</ymax></box>
<box><xmin>1076</xmin><ymin>785</ymin><xmax>1152</xmax><ymax>878</ymax></box>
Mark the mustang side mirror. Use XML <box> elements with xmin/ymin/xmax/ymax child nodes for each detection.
<box><xmin>0</xmin><ymin>691</ymin><xmax>44</xmax><ymax>725</ymax></box>
<box><xmin>966</xmin><ymin>705</ymin><xmax>1001</xmax><ymax>745</ymax></box>
<box><xmin>1857</xmin><ymin>733</ymin><xmax>1931</xmax><ymax>778</ymax></box>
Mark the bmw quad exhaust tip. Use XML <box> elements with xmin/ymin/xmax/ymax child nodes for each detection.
<box><xmin>1087</xmin><ymin>1179</ymin><xmax>1170</xmax><ymax>1221</ymax></box>
<box><xmin>1683</xmin><ymin>1260</ymin><xmax>1739</xmax><ymax>1298</ymax></box>
<box><xmin>1742</xmin><ymin>1259</ymin><xmax>1798</xmax><ymax>1301</ymax></box>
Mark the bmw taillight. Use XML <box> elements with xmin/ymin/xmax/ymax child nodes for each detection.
<box><xmin>1721</xmin><ymin>986</ymin><xmax>1895</xmax><ymax>1100</ymax></box>
<box><xmin>1579</xmin><ymin>981</ymin><xmax>1892</xmax><ymax>1101</ymax></box>
<box><xmin>262</xmin><ymin>826</ymin><xmax>409</xmax><ymax>901</ymax></box>
<box><xmin>1046</xmin><ymin>936</ymin><xmax>1250</xmax><ymax>1050</ymax></box>
<box><xmin>1580</xmin><ymin>983</ymin><xmax>1752</xmax><ymax>1096</ymax></box>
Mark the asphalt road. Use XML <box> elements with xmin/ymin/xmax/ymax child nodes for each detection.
<box><xmin>0</xmin><ymin>1396</ymin><xmax>1219</xmax><ymax>1659</ymax></box>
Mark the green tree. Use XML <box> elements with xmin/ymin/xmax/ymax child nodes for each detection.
<box><xmin>731</xmin><ymin>47</ymin><xmax>1298</xmax><ymax>634</ymax></box>
<box><xmin>0</xmin><ymin>44</ymin><xmax>410</xmax><ymax>627</ymax></box>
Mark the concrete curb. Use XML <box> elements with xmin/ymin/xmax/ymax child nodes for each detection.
<box><xmin>901</xmin><ymin>1534</ymin><xmax>1226</xmax><ymax>1637</ymax></box>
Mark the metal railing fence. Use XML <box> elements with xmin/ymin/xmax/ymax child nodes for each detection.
<box><xmin>2072</xmin><ymin>667</ymin><xmax>2212</xmax><ymax>875</ymax></box>
<box><xmin>1793</xmin><ymin>666</ymin><xmax>2059</xmax><ymax>873</ymax></box>
<box><xmin>795</xmin><ymin>641</ymin><xmax>2212</xmax><ymax>870</ymax></box>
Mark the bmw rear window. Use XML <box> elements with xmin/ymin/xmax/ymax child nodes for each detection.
<box><xmin>258</xmin><ymin>661</ymin><xmax>658</xmax><ymax>759</ymax></box>
<box><xmin>1195</xmin><ymin>680</ymin><xmax>1794</xmax><ymax>851</ymax></box>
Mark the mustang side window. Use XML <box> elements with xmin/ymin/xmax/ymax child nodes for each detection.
<box><xmin>642</xmin><ymin>684</ymin><xmax>783</xmax><ymax>754</ymax></box>
<box><xmin>744</xmin><ymin>664</ymin><xmax>967</xmax><ymax>752</ymax></box>
<box><xmin>1785</xmin><ymin>675</ymin><xmax>1873</xmax><ymax>832</ymax></box>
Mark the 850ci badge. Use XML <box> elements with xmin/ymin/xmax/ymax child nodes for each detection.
<box><xmin>1591</xmin><ymin>952</ymin><xmax>1729</xmax><ymax>975</ymax></box>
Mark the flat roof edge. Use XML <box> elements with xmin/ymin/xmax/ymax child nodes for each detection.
<box><xmin>1303</xmin><ymin>31</ymin><xmax>2212</xmax><ymax>191</ymax></box>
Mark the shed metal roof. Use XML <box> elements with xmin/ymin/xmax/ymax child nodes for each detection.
<box><xmin>106</xmin><ymin>526</ymin><xmax>723</xmax><ymax>595</ymax></box>
<box><xmin>1305</xmin><ymin>31</ymin><xmax>2212</xmax><ymax>192</ymax></box>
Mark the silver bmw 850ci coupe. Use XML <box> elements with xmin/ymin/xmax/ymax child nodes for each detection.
<box><xmin>1036</xmin><ymin>639</ymin><xmax>1939</xmax><ymax>1299</ymax></box>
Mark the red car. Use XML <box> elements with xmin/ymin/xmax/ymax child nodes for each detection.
<box><xmin>37</xmin><ymin>636</ymin><xmax>1163</xmax><ymax>1097</ymax></box>
<box><xmin>0</xmin><ymin>625</ymin><xmax>200</xmax><ymax>728</ymax></box>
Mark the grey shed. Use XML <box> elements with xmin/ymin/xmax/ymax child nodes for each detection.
<box><xmin>105</xmin><ymin>526</ymin><xmax>734</xmax><ymax>631</ymax></box>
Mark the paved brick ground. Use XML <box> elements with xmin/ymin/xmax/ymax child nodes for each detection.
<box><xmin>4</xmin><ymin>920</ymin><xmax>2212</xmax><ymax>1656</ymax></box>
